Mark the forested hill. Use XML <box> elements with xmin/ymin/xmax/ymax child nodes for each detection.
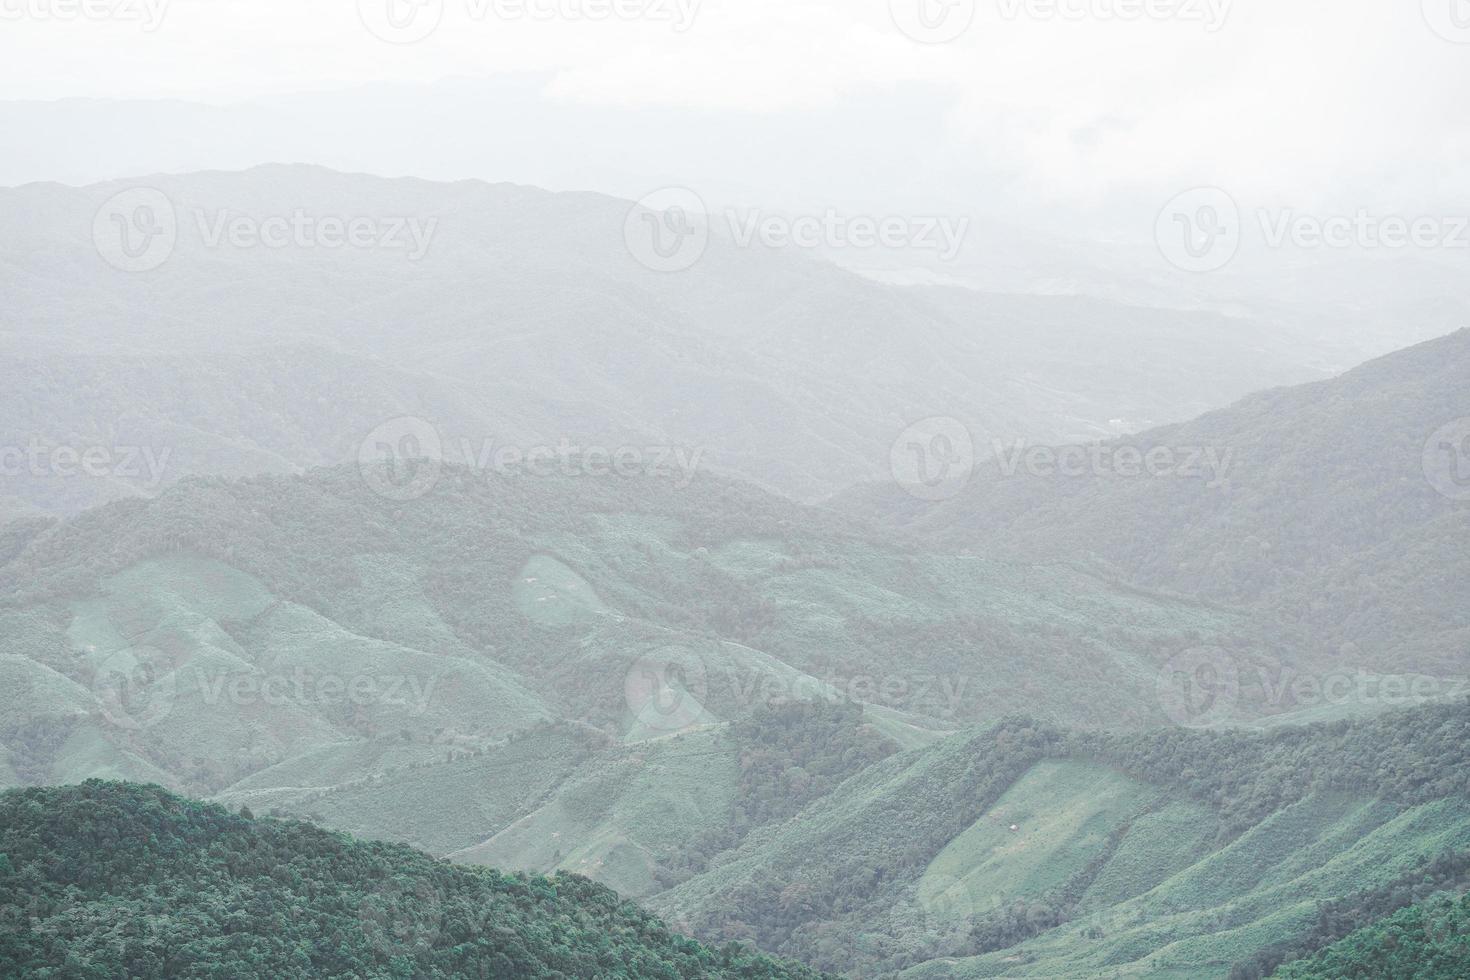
<box><xmin>1269</xmin><ymin>892</ymin><xmax>1470</xmax><ymax>979</ymax></box>
<box><xmin>880</xmin><ymin>327</ymin><xmax>1470</xmax><ymax>673</ymax></box>
<box><xmin>0</xmin><ymin>780</ymin><xmax>834</xmax><ymax>979</ymax></box>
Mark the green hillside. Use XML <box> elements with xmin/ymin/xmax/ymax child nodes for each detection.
<box><xmin>0</xmin><ymin>780</ymin><xmax>832</xmax><ymax>979</ymax></box>
<box><xmin>1269</xmin><ymin>892</ymin><xmax>1470</xmax><ymax>979</ymax></box>
<box><xmin>887</xmin><ymin>328</ymin><xmax>1470</xmax><ymax>675</ymax></box>
<box><xmin>651</xmin><ymin>701</ymin><xmax>1470</xmax><ymax>977</ymax></box>
<box><xmin>0</xmin><ymin>461</ymin><xmax>1272</xmax><ymax>805</ymax></box>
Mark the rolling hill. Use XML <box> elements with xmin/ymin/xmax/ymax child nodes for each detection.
<box><xmin>650</xmin><ymin>701</ymin><xmax>1470</xmax><ymax>977</ymax></box>
<box><xmin>0</xmin><ymin>779</ymin><xmax>833</xmax><ymax>979</ymax></box>
<box><xmin>0</xmin><ymin>460</ymin><xmax>1276</xmax><ymax>800</ymax></box>
<box><xmin>845</xmin><ymin>328</ymin><xmax>1470</xmax><ymax>676</ymax></box>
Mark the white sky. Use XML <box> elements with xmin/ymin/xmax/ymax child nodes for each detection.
<box><xmin>2</xmin><ymin>0</ymin><xmax>1468</xmax><ymax>211</ymax></box>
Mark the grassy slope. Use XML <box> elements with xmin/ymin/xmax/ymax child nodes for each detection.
<box><xmin>0</xmin><ymin>464</ymin><xmax>1268</xmax><ymax>807</ymax></box>
<box><xmin>652</xmin><ymin>703</ymin><xmax>1470</xmax><ymax>977</ymax></box>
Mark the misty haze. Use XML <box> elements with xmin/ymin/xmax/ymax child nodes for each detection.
<box><xmin>1</xmin><ymin>2</ymin><xmax>1469</xmax><ymax>978</ymax></box>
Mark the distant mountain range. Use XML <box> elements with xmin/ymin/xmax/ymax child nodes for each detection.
<box><xmin>0</xmin><ymin>165</ymin><xmax>1339</xmax><ymax>515</ymax></box>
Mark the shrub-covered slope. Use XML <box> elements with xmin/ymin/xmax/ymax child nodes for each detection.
<box><xmin>652</xmin><ymin>700</ymin><xmax>1470</xmax><ymax>977</ymax></box>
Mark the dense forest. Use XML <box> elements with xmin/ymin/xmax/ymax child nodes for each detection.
<box><xmin>1269</xmin><ymin>891</ymin><xmax>1470</xmax><ymax>979</ymax></box>
<box><xmin>0</xmin><ymin>780</ymin><xmax>834</xmax><ymax>979</ymax></box>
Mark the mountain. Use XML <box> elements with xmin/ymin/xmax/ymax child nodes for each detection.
<box><xmin>0</xmin><ymin>165</ymin><xmax>1336</xmax><ymax>510</ymax></box>
<box><xmin>649</xmin><ymin>701</ymin><xmax>1470</xmax><ymax>977</ymax></box>
<box><xmin>845</xmin><ymin>329</ymin><xmax>1470</xmax><ymax>676</ymax></box>
<box><xmin>0</xmin><ymin>343</ymin><xmax>580</xmax><ymax>519</ymax></box>
<box><xmin>0</xmin><ymin>460</ymin><xmax>1269</xmax><ymax>800</ymax></box>
<box><xmin>0</xmin><ymin>780</ymin><xmax>832</xmax><ymax>979</ymax></box>
<box><xmin>4</xmin><ymin>90</ymin><xmax>1467</xmax><ymax>366</ymax></box>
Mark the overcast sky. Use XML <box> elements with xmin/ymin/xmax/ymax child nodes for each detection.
<box><xmin>2</xmin><ymin>0</ymin><xmax>1468</xmax><ymax>216</ymax></box>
